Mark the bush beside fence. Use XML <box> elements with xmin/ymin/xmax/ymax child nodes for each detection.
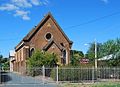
<box><xmin>50</xmin><ymin>67</ymin><xmax>97</xmax><ymax>82</ymax></box>
<box><xmin>26</xmin><ymin>66</ymin><xmax>120</xmax><ymax>83</ymax></box>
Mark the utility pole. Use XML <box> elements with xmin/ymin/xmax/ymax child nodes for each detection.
<box><xmin>84</xmin><ymin>40</ymin><xmax>98</xmax><ymax>68</ymax></box>
<box><xmin>95</xmin><ymin>39</ymin><xmax>97</xmax><ymax>69</ymax></box>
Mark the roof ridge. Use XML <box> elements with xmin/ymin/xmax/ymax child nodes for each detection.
<box><xmin>43</xmin><ymin>39</ymin><xmax>63</xmax><ymax>51</ymax></box>
<box><xmin>15</xmin><ymin>12</ymin><xmax>73</xmax><ymax>50</ymax></box>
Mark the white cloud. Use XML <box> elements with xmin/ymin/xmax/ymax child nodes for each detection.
<box><xmin>30</xmin><ymin>0</ymin><xmax>40</xmax><ymax>6</ymax></box>
<box><xmin>0</xmin><ymin>4</ymin><xmax>19</xmax><ymax>11</ymax></box>
<box><xmin>101</xmin><ymin>0</ymin><xmax>109</xmax><ymax>4</ymax></box>
<box><xmin>22</xmin><ymin>15</ymin><xmax>30</xmax><ymax>20</ymax></box>
<box><xmin>14</xmin><ymin>10</ymin><xmax>30</xmax><ymax>20</ymax></box>
<box><xmin>11</xmin><ymin>0</ymin><xmax>32</xmax><ymax>8</ymax></box>
<box><xmin>0</xmin><ymin>0</ymin><xmax>49</xmax><ymax>20</ymax></box>
<box><xmin>43</xmin><ymin>0</ymin><xmax>49</xmax><ymax>5</ymax></box>
<box><xmin>14</xmin><ymin>10</ymin><xmax>30</xmax><ymax>16</ymax></box>
<box><xmin>30</xmin><ymin>0</ymin><xmax>49</xmax><ymax>6</ymax></box>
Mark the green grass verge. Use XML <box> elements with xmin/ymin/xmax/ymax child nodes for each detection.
<box><xmin>59</xmin><ymin>82</ymin><xmax>120</xmax><ymax>87</ymax></box>
<box><xmin>92</xmin><ymin>82</ymin><xmax>120</xmax><ymax>87</ymax></box>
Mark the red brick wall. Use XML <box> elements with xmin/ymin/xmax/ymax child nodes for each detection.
<box><xmin>28</xmin><ymin>18</ymin><xmax>71</xmax><ymax>63</ymax></box>
<box><xmin>14</xmin><ymin>16</ymin><xmax>72</xmax><ymax>73</ymax></box>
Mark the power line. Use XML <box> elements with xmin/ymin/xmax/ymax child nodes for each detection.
<box><xmin>0</xmin><ymin>10</ymin><xmax>120</xmax><ymax>41</ymax></box>
<box><xmin>64</xmin><ymin>10</ymin><xmax>120</xmax><ymax>29</ymax></box>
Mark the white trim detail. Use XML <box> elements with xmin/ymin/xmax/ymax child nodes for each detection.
<box><xmin>44</xmin><ymin>32</ymin><xmax>53</xmax><ymax>41</ymax></box>
<box><xmin>24</xmin><ymin>46</ymin><xmax>29</xmax><ymax>49</ymax></box>
<box><xmin>30</xmin><ymin>47</ymin><xmax>35</xmax><ymax>56</ymax></box>
<box><xmin>66</xmin><ymin>50</ymin><xmax>68</xmax><ymax>64</ymax></box>
<box><xmin>16</xmin><ymin>41</ymin><xmax>24</xmax><ymax>50</ymax></box>
<box><xmin>30</xmin><ymin>47</ymin><xmax>35</xmax><ymax>51</ymax></box>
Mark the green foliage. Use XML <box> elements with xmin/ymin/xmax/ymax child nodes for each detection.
<box><xmin>27</xmin><ymin>50</ymin><xmax>58</xmax><ymax>68</ymax></box>
<box><xmin>70</xmin><ymin>50</ymin><xmax>84</xmax><ymax>66</ymax></box>
<box><xmin>100</xmin><ymin>39</ymin><xmax>120</xmax><ymax>66</ymax></box>
<box><xmin>43</xmin><ymin>52</ymin><xmax>58</xmax><ymax>67</ymax></box>
<box><xmin>101</xmin><ymin>40</ymin><xmax>116</xmax><ymax>56</ymax></box>
<box><xmin>3</xmin><ymin>61</ymin><xmax>10</xmax><ymax>70</ymax></box>
<box><xmin>85</xmin><ymin>42</ymin><xmax>102</xmax><ymax>60</ymax></box>
<box><xmin>1</xmin><ymin>58</ymin><xmax>8</xmax><ymax>64</ymax></box>
<box><xmin>107</xmin><ymin>51</ymin><xmax>120</xmax><ymax>66</ymax></box>
<box><xmin>86</xmin><ymin>38</ymin><xmax>120</xmax><ymax>66</ymax></box>
<box><xmin>27</xmin><ymin>50</ymin><xmax>58</xmax><ymax>76</ymax></box>
<box><xmin>99</xmin><ymin>39</ymin><xmax>120</xmax><ymax>57</ymax></box>
<box><xmin>27</xmin><ymin>50</ymin><xmax>44</xmax><ymax>68</ymax></box>
<box><xmin>50</xmin><ymin>66</ymin><xmax>97</xmax><ymax>82</ymax></box>
<box><xmin>0</xmin><ymin>55</ymin><xmax>3</xmax><ymax>63</ymax></box>
<box><xmin>0</xmin><ymin>55</ymin><xmax>9</xmax><ymax>70</ymax></box>
<box><xmin>50</xmin><ymin>68</ymin><xmax>57</xmax><ymax>80</ymax></box>
<box><xmin>92</xmin><ymin>83</ymin><xmax>120</xmax><ymax>87</ymax></box>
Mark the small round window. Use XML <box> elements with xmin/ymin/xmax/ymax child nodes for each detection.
<box><xmin>45</xmin><ymin>33</ymin><xmax>52</xmax><ymax>40</ymax></box>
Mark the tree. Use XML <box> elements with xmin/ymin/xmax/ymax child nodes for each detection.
<box><xmin>27</xmin><ymin>50</ymin><xmax>58</xmax><ymax>76</ymax></box>
<box><xmin>0</xmin><ymin>55</ymin><xmax>9</xmax><ymax>70</ymax></box>
<box><xmin>3</xmin><ymin>61</ymin><xmax>10</xmax><ymax>70</ymax></box>
<box><xmin>101</xmin><ymin>40</ymin><xmax>116</xmax><ymax>56</ymax></box>
<box><xmin>43</xmin><ymin>52</ymin><xmax>58</xmax><ymax>67</ymax></box>
<box><xmin>85</xmin><ymin>42</ymin><xmax>102</xmax><ymax>61</ymax></box>
<box><xmin>71</xmin><ymin>50</ymin><xmax>84</xmax><ymax>66</ymax></box>
<box><xmin>86</xmin><ymin>38</ymin><xmax>120</xmax><ymax>66</ymax></box>
<box><xmin>27</xmin><ymin>50</ymin><xmax>58</xmax><ymax>68</ymax></box>
<box><xmin>0</xmin><ymin>55</ymin><xmax>3</xmax><ymax>63</ymax></box>
<box><xmin>99</xmin><ymin>39</ymin><xmax>120</xmax><ymax>66</ymax></box>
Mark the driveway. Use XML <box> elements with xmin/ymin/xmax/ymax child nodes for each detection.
<box><xmin>1</xmin><ymin>72</ymin><xmax>57</xmax><ymax>87</ymax></box>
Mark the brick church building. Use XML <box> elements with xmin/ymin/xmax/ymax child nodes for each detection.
<box><xmin>12</xmin><ymin>12</ymin><xmax>73</xmax><ymax>73</ymax></box>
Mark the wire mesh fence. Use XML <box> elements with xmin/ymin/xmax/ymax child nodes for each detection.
<box><xmin>56</xmin><ymin>67</ymin><xmax>120</xmax><ymax>83</ymax></box>
<box><xmin>0</xmin><ymin>66</ymin><xmax>120</xmax><ymax>85</ymax></box>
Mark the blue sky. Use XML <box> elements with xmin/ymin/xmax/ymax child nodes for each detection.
<box><xmin>0</xmin><ymin>0</ymin><xmax>120</xmax><ymax>57</ymax></box>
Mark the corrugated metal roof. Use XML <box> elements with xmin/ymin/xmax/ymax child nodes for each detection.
<box><xmin>98</xmin><ymin>54</ymin><xmax>113</xmax><ymax>61</ymax></box>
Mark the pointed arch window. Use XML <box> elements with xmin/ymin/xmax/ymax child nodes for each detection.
<box><xmin>30</xmin><ymin>48</ymin><xmax>35</xmax><ymax>57</ymax></box>
<box><xmin>62</xmin><ymin>50</ymin><xmax>66</xmax><ymax>64</ymax></box>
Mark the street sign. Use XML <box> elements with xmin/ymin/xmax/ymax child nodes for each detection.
<box><xmin>80</xmin><ymin>58</ymin><xmax>89</xmax><ymax>64</ymax></box>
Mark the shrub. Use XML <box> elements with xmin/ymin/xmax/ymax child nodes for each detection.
<box><xmin>27</xmin><ymin>50</ymin><xmax>58</xmax><ymax>76</ymax></box>
<box><xmin>27</xmin><ymin>68</ymin><xmax>43</xmax><ymax>77</ymax></box>
<box><xmin>50</xmin><ymin>68</ymin><xmax>57</xmax><ymax>80</ymax></box>
<box><xmin>3</xmin><ymin>61</ymin><xmax>9</xmax><ymax>70</ymax></box>
<box><xmin>50</xmin><ymin>66</ymin><xmax>97</xmax><ymax>82</ymax></box>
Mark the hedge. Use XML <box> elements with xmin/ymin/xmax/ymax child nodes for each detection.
<box><xmin>50</xmin><ymin>66</ymin><xmax>97</xmax><ymax>82</ymax></box>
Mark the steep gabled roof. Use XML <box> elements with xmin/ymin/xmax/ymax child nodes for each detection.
<box><xmin>43</xmin><ymin>40</ymin><xmax>63</xmax><ymax>51</ymax></box>
<box><xmin>24</xmin><ymin>12</ymin><xmax>72</xmax><ymax>43</ymax></box>
<box><xmin>15</xmin><ymin>12</ymin><xmax>73</xmax><ymax>50</ymax></box>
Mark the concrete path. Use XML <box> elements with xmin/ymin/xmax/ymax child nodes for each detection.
<box><xmin>1</xmin><ymin>72</ymin><xmax>57</xmax><ymax>87</ymax></box>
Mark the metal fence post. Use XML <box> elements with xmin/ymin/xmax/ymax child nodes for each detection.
<box><xmin>114</xmin><ymin>67</ymin><xmax>115</xmax><ymax>81</ymax></box>
<box><xmin>0</xmin><ymin>67</ymin><xmax>2</xmax><ymax>84</ymax></box>
<box><xmin>42</xmin><ymin>65</ymin><xmax>45</xmax><ymax>84</ymax></box>
<box><xmin>92</xmin><ymin>67</ymin><xmax>95</xmax><ymax>83</ymax></box>
<box><xmin>56</xmin><ymin>66</ymin><xmax>58</xmax><ymax>84</ymax></box>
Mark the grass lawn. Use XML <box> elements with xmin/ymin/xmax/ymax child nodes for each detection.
<box><xmin>92</xmin><ymin>82</ymin><xmax>120</xmax><ymax>87</ymax></box>
<box><xmin>59</xmin><ymin>82</ymin><xmax>120</xmax><ymax>87</ymax></box>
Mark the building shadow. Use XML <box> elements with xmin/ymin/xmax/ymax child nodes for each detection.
<box><xmin>1</xmin><ymin>71</ymin><xmax>12</xmax><ymax>83</ymax></box>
